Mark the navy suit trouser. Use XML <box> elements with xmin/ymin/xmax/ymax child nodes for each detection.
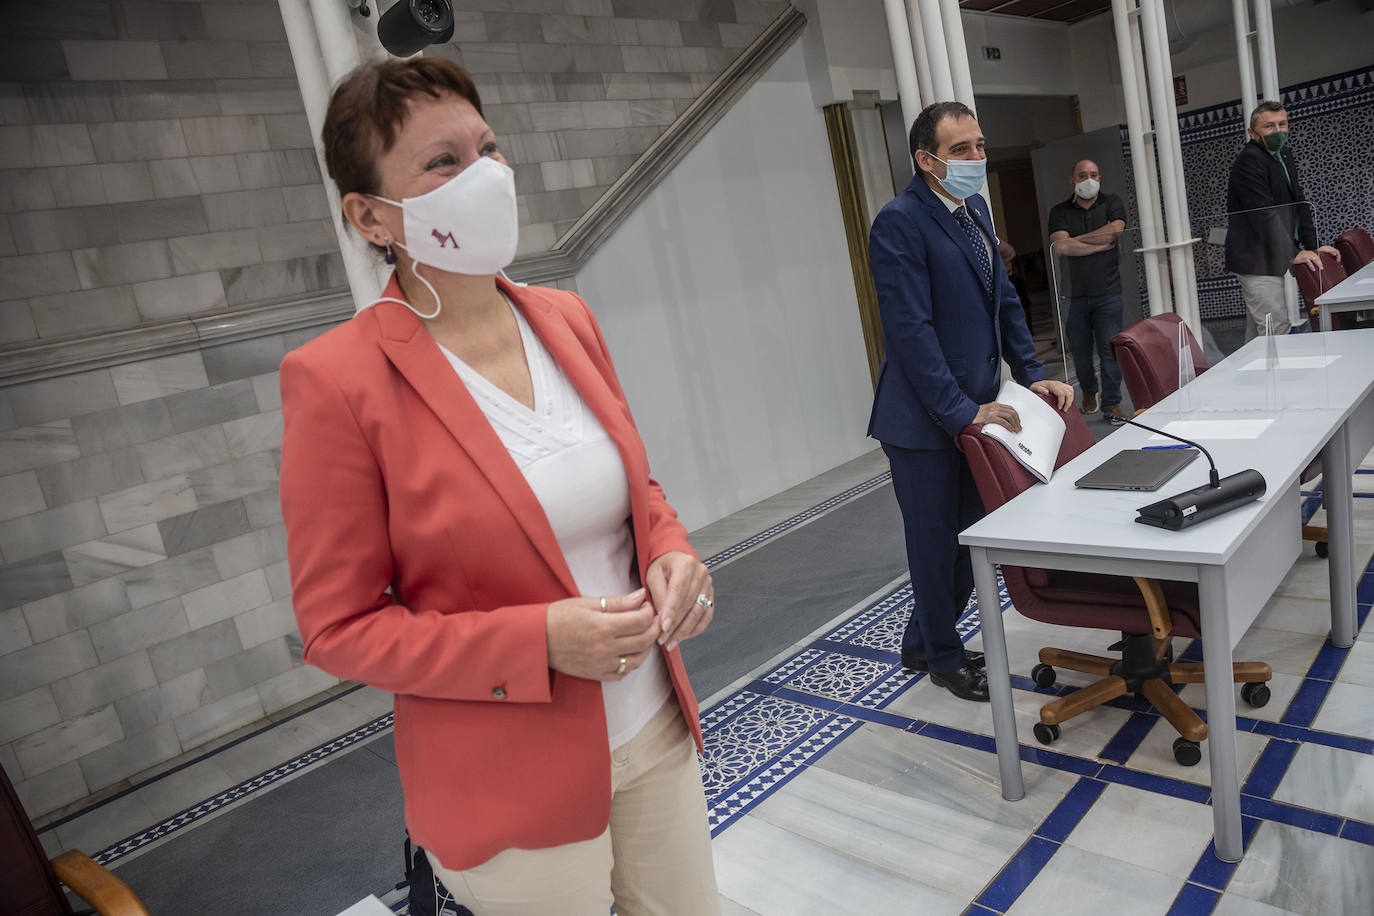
<box><xmin>882</xmin><ymin>442</ymin><xmax>985</xmax><ymax>673</ymax></box>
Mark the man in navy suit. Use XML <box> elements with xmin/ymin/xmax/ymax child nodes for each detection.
<box><xmin>868</xmin><ymin>102</ymin><xmax>1074</xmax><ymax>702</ymax></box>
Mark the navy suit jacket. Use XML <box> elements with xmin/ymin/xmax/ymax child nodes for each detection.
<box><xmin>867</xmin><ymin>176</ymin><xmax>1046</xmax><ymax>451</ymax></box>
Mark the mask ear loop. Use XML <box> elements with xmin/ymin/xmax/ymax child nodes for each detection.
<box><xmin>367</xmin><ymin>235</ymin><xmax>443</xmax><ymax>320</ymax></box>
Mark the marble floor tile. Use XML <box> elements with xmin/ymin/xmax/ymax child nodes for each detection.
<box><xmin>1006</xmin><ymin>843</ymin><xmax>1184</xmax><ymax>916</ymax></box>
<box><xmin>1124</xmin><ymin>717</ymin><xmax>1267</xmax><ymax>786</ymax></box>
<box><xmin>747</xmin><ymin>764</ymin><xmax>1032</xmax><ymax>900</ymax></box>
<box><xmin>1175</xmin><ymin>669</ymin><xmax>1304</xmax><ymax>724</ymax></box>
<box><xmin>1334</xmin><ymin>638</ymin><xmax>1374</xmax><ymax>688</ymax></box>
<box><xmin>1062</xmin><ymin>783</ymin><xmax>1215</xmax><ymax>878</ymax></box>
<box><xmin>1229</xmin><ymin>626</ymin><xmax>1326</xmax><ymax>679</ymax></box>
<box><xmin>811</xmin><ymin>723</ymin><xmax>1076</xmax><ymax>833</ymax></box>
<box><xmin>1274</xmin><ymin>541</ymin><xmax>1374</xmax><ymax>602</ymax></box>
<box><xmin>719</xmin><ymin>896</ymin><xmax>761</xmax><ymax>915</ymax></box>
<box><xmin>1272</xmin><ymin>741</ymin><xmax>1374</xmax><ymax>823</ymax></box>
<box><xmin>133</xmin><ymin>755</ymin><xmax>236</xmax><ymax>822</ymax></box>
<box><xmin>1310</xmin><ymin>681</ymin><xmax>1374</xmax><ymax>740</ymax></box>
<box><xmin>710</xmin><ymin>813</ymin><xmax>965</xmax><ymax>916</ymax></box>
<box><xmin>887</xmin><ymin>676</ymin><xmax>1133</xmax><ymax>763</ymax></box>
<box><xmin>1251</xmin><ymin>592</ymin><xmax>1338</xmax><ymax>638</ymax></box>
<box><xmin>1228</xmin><ymin>820</ymin><xmax>1374</xmax><ymax>913</ymax></box>
<box><xmin>966</xmin><ymin>616</ymin><xmax>1133</xmax><ymax>691</ymax></box>
<box><xmin>52</xmin><ymin>790</ymin><xmax>158</xmax><ymax>856</ymax></box>
<box><xmin>1210</xmin><ymin>894</ymin><xmax>1305</xmax><ymax>916</ymax></box>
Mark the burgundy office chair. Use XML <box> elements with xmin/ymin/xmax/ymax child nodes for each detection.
<box><xmin>956</xmin><ymin>391</ymin><xmax>1272</xmax><ymax>765</ymax></box>
<box><xmin>1108</xmin><ymin>313</ymin><xmax>1208</xmax><ymax>412</ymax></box>
<box><xmin>1334</xmin><ymin>227</ymin><xmax>1373</xmax><ymax>273</ymax></box>
<box><xmin>1111</xmin><ymin>313</ymin><xmax>1329</xmax><ymax>556</ymax></box>
<box><xmin>1292</xmin><ymin>250</ymin><xmax>1352</xmax><ymax>331</ymax></box>
<box><xmin>1</xmin><ymin>763</ymin><xmax>151</xmax><ymax>916</ymax></box>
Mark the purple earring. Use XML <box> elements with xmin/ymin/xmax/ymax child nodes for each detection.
<box><xmin>384</xmin><ymin>238</ymin><xmax>397</xmax><ymax>265</ymax></box>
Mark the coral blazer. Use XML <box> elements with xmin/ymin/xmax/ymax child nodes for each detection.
<box><xmin>279</xmin><ymin>274</ymin><xmax>702</xmax><ymax>871</ymax></box>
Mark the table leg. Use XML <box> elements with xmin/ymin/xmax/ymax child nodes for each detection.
<box><xmin>1323</xmin><ymin>421</ymin><xmax>1357</xmax><ymax>648</ymax></box>
<box><xmin>1320</xmin><ymin>307</ymin><xmax>1332</xmax><ymax>333</ymax></box>
<box><xmin>1200</xmin><ymin>567</ymin><xmax>1244</xmax><ymax>863</ymax></box>
<box><xmin>971</xmin><ymin>547</ymin><xmax>1024</xmax><ymax>801</ymax></box>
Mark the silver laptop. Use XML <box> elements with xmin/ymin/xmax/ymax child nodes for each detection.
<box><xmin>1073</xmin><ymin>448</ymin><xmax>1200</xmax><ymax>492</ymax></box>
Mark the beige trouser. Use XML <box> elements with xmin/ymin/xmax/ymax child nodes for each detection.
<box><xmin>425</xmin><ymin>698</ymin><xmax>719</xmax><ymax>916</ymax></box>
<box><xmin>1237</xmin><ymin>274</ymin><xmax>1290</xmax><ymax>341</ymax></box>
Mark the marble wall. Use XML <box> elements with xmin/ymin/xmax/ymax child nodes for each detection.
<box><xmin>426</xmin><ymin>0</ymin><xmax>790</xmax><ymax>257</ymax></box>
<box><xmin>0</xmin><ymin>0</ymin><xmax>347</xmax><ymax>347</ymax></box>
<box><xmin>0</xmin><ymin>328</ymin><xmax>341</xmax><ymax>819</ymax></box>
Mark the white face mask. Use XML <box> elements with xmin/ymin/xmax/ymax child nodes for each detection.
<box><xmin>370</xmin><ymin>156</ymin><xmax>519</xmax><ymax>308</ymax></box>
<box><xmin>1075</xmin><ymin>177</ymin><xmax>1100</xmax><ymax>199</ymax></box>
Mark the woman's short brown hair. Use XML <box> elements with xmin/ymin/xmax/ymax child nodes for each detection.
<box><xmin>322</xmin><ymin>56</ymin><xmax>484</xmax><ymax>207</ymax></box>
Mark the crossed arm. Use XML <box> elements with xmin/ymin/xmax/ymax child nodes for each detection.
<box><xmin>1049</xmin><ymin>219</ymin><xmax>1126</xmax><ymax>256</ymax></box>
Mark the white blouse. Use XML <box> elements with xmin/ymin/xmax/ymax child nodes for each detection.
<box><xmin>438</xmin><ymin>299</ymin><xmax>672</xmax><ymax>750</ymax></box>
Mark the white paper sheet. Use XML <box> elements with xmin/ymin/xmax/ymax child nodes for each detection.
<box><xmin>1149</xmin><ymin>419</ymin><xmax>1274</xmax><ymax>441</ymax></box>
<box><xmin>335</xmin><ymin>897</ymin><xmax>393</xmax><ymax>916</ymax></box>
<box><xmin>979</xmin><ymin>379</ymin><xmax>1066</xmax><ymax>483</ymax></box>
<box><xmin>1238</xmin><ymin>355</ymin><xmax>1340</xmax><ymax>371</ymax></box>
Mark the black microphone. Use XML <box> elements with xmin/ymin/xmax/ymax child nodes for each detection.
<box><xmin>1116</xmin><ymin>416</ymin><xmax>1220</xmax><ymax>488</ymax></box>
<box><xmin>1119</xmin><ymin>416</ymin><xmax>1267</xmax><ymax>530</ymax></box>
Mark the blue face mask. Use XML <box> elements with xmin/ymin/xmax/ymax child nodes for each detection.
<box><xmin>927</xmin><ymin>153</ymin><xmax>986</xmax><ymax>200</ymax></box>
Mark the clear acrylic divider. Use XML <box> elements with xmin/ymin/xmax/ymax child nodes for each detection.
<box><xmin>1046</xmin><ymin>200</ymin><xmax>1341</xmax><ymax>420</ymax></box>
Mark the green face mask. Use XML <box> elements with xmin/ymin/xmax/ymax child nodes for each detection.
<box><xmin>1261</xmin><ymin>130</ymin><xmax>1289</xmax><ymax>153</ymax></box>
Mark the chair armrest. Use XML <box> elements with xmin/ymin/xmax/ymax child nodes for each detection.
<box><xmin>51</xmin><ymin>850</ymin><xmax>151</xmax><ymax>916</ymax></box>
<box><xmin>1131</xmin><ymin>577</ymin><xmax>1174</xmax><ymax>651</ymax></box>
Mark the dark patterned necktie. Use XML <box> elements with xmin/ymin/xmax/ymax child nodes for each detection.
<box><xmin>955</xmin><ymin>206</ymin><xmax>993</xmax><ymax>293</ymax></box>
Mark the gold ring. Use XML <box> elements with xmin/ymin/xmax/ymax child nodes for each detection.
<box><xmin>616</xmin><ymin>656</ymin><xmax>627</xmax><ymax>675</ymax></box>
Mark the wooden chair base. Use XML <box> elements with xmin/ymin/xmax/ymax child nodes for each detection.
<box><xmin>1036</xmin><ymin>647</ymin><xmax>1273</xmax><ymax>746</ymax></box>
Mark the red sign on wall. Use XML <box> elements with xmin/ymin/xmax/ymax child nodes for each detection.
<box><xmin>1174</xmin><ymin>75</ymin><xmax>1188</xmax><ymax>107</ymax></box>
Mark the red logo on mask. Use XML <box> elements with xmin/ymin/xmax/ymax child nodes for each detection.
<box><xmin>432</xmin><ymin>229</ymin><xmax>459</xmax><ymax>248</ymax></box>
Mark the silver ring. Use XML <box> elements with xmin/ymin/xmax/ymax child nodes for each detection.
<box><xmin>600</xmin><ymin>596</ymin><xmax>607</xmax><ymax>611</ymax></box>
<box><xmin>616</xmin><ymin>656</ymin><xmax>627</xmax><ymax>676</ymax></box>
<box><xmin>696</xmin><ymin>593</ymin><xmax>714</xmax><ymax>610</ymax></box>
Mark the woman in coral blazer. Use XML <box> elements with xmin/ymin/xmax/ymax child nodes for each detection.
<box><xmin>280</xmin><ymin>58</ymin><xmax>718</xmax><ymax>915</ymax></box>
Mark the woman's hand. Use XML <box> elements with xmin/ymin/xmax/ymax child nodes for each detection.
<box><xmin>546</xmin><ymin>589</ymin><xmax>660</xmax><ymax>681</ymax></box>
<box><xmin>645</xmin><ymin>552</ymin><xmax>715</xmax><ymax>651</ymax></box>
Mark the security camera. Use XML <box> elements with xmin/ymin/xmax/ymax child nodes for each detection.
<box><xmin>377</xmin><ymin>0</ymin><xmax>454</xmax><ymax>56</ymax></box>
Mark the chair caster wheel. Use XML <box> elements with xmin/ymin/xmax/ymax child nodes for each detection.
<box><xmin>1240</xmin><ymin>682</ymin><xmax>1271</xmax><ymax>708</ymax></box>
<box><xmin>1034</xmin><ymin>722</ymin><xmax>1060</xmax><ymax>745</ymax></box>
<box><xmin>1173</xmin><ymin>737</ymin><xmax>1202</xmax><ymax>766</ymax></box>
<box><xmin>1316</xmin><ymin>541</ymin><xmax>1328</xmax><ymax>558</ymax></box>
<box><xmin>1031</xmin><ymin>663</ymin><xmax>1057</xmax><ymax>688</ymax></box>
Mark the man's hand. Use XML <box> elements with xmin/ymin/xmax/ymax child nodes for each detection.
<box><xmin>1318</xmin><ymin>245</ymin><xmax>1341</xmax><ymax>259</ymax></box>
<box><xmin>974</xmin><ymin>401</ymin><xmax>1021</xmax><ymax>433</ymax></box>
<box><xmin>1293</xmin><ymin>249</ymin><xmax>1323</xmax><ymax>271</ymax></box>
<box><xmin>1029</xmin><ymin>379</ymin><xmax>1075</xmax><ymax>411</ymax></box>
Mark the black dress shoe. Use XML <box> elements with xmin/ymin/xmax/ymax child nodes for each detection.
<box><xmin>900</xmin><ymin>649</ymin><xmax>985</xmax><ymax>673</ymax></box>
<box><xmin>928</xmin><ymin>665</ymin><xmax>991</xmax><ymax>702</ymax></box>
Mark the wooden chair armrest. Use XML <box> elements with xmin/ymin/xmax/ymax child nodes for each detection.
<box><xmin>50</xmin><ymin>849</ymin><xmax>151</xmax><ymax>916</ymax></box>
<box><xmin>1131</xmin><ymin>576</ymin><xmax>1175</xmax><ymax>657</ymax></box>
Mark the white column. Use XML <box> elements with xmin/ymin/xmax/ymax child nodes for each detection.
<box><xmin>882</xmin><ymin>0</ymin><xmax>925</xmax><ymax>136</ymax></box>
<box><xmin>1231</xmin><ymin>0</ymin><xmax>1257</xmax><ymax>115</ymax></box>
<box><xmin>308</xmin><ymin>0</ymin><xmax>362</xmax><ymax>84</ymax></box>
<box><xmin>1252</xmin><ymin>0</ymin><xmax>1280</xmax><ymax>101</ymax></box>
<box><xmin>917</xmin><ymin>0</ymin><xmax>955</xmax><ymax>102</ymax></box>
<box><xmin>1139</xmin><ymin>0</ymin><xmax>1200</xmax><ymax>332</ymax></box>
<box><xmin>1111</xmin><ymin>0</ymin><xmax>1170</xmax><ymax>317</ymax></box>
<box><xmin>904</xmin><ymin>0</ymin><xmax>934</xmax><ymax>107</ymax></box>
<box><xmin>938</xmin><ymin>0</ymin><xmax>976</xmax><ymax>110</ymax></box>
<box><xmin>278</xmin><ymin>0</ymin><xmax>383</xmax><ymax>310</ymax></box>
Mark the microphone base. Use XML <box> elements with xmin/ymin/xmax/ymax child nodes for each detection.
<box><xmin>1136</xmin><ymin>469</ymin><xmax>1267</xmax><ymax>531</ymax></box>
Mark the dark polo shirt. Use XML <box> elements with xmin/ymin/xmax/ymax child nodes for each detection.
<box><xmin>1047</xmin><ymin>192</ymin><xmax>1127</xmax><ymax>297</ymax></box>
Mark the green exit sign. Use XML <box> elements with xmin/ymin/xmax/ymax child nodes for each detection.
<box><xmin>983</xmin><ymin>46</ymin><xmax>1001</xmax><ymax>61</ymax></box>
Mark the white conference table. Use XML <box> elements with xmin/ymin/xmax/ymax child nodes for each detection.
<box><xmin>960</xmin><ymin>329</ymin><xmax>1374</xmax><ymax>863</ymax></box>
<box><xmin>1315</xmin><ymin>259</ymin><xmax>1374</xmax><ymax>331</ymax></box>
